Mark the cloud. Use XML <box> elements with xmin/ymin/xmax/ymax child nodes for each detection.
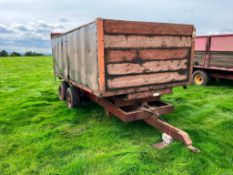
<box><xmin>0</xmin><ymin>19</ymin><xmax>64</xmax><ymax>53</ymax></box>
<box><xmin>0</xmin><ymin>24</ymin><xmax>13</xmax><ymax>33</ymax></box>
<box><xmin>59</xmin><ymin>18</ymin><xmax>69</xmax><ymax>23</ymax></box>
<box><xmin>208</xmin><ymin>27</ymin><xmax>233</xmax><ymax>35</ymax></box>
<box><xmin>1</xmin><ymin>20</ymin><xmax>64</xmax><ymax>38</ymax></box>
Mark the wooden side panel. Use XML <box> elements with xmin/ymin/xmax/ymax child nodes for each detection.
<box><xmin>209</xmin><ymin>53</ymin><xmax>233</xmax><ymax>68</ymax></box>
<box><xmin>106</xmin><ymin>48</ymin><xmax>189</xmax><ymax>63</ymax></box>
<box><xmin>103</xmin><ymin>19</ymin><xmax>194</xmax><ymax>92</ymax></box>
<box><xmin>194</xmin><ymin>52</ymin><xmax>205</xmax><ymax>66</ymax></box>
<box><xmin>104</xmin><ymin>35</ymin><xmax>192</xmax><ymax>48</ymax></box>
<box><xmin>107</xmin><ymin>59</ymin><xmax>188</xmax><ymax>75</ymax></box>
<box><xmin>108</xmin><ymin>72</ymin><xmax>187</xmax><ymax>89</ymax></box>
<box><xmin>104</xmin><ymin>19</ymin><xmax>193</xmax><ymax>36</ymax></box>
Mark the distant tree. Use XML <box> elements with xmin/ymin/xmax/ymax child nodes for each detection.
<box><xmin>25</xmin><ymin>51</ymin><xmax>33</xmax><ymax>56</ymax></box>
<box><xmin>10</xmin><ymin>52</ymin><xmax>21</xmax><ymax>57</ymax></box>
<box><xmin>25</xmin><ymin>51</ymin><xmax>44</xmax><ymax>56</ymax></box>
<box><xmin>0</xmin><ymin>50</ymin><xmax>9</xmax><ymax>57</ymax></box>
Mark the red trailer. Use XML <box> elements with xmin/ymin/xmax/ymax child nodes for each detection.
<box><xmin>193</xmin><ymin>34</ymin><xmax>233</xmax><ymax>85</ymax></box>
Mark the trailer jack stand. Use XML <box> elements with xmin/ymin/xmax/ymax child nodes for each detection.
<box><xmin>144</xmin><ymin>117</ymin><xmax>200</xmax><ymax>153</ymax></box>
<box><xmin>153</xmin><ymin>133</ymin><xmax>173</xmax><ymax>149</ymax></box>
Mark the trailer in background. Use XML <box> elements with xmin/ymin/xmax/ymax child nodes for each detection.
<box><xmin>51</xmin><ymin>18</ymin><xmax>199</xmax><ymax>152</ymax></box>
<box><xmin>193</xmin><ymin>34</ymin><xmax>233</xmax><ymax>85</ymax></box>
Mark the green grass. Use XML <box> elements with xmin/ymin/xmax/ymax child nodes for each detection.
<box><xmin>0</xmin><ymin>56</ymin><xmax>233</xmax><ymax>175</ymax></box>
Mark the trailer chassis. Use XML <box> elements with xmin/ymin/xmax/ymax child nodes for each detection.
<box><xmin>59</xmin><ymin>79</ymin><xmax>199</xmax><ymax>153</ymax></box>
<box><xmin>84</xmin><ymin>89</ymin><xmax>200</xmax><ymax>153</ymax></box>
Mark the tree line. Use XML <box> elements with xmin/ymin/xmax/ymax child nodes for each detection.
<box><xmin>0</xmin><ymin>50</ymin><xmax>44</xmax><ymax>57</ymax></box>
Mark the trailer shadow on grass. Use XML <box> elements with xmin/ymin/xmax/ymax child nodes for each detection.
<box><xmin>209</xmin><ymin>79</ymin><xmax>233</xmax><ymax>87</ymax></box>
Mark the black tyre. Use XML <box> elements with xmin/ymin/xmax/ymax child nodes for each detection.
<box><xmin>59</xmin><ymin>81</ymin><xmax>69</xmax><ymax>100</ymax></box>
<box><xmin>66</xmin><ymin>87</ymin><xmax>81</xmax><ymax>109</ymax></box>
<box><xmin>192</xmin><ymin>70</ymin><xmax>209</xmax><ymax>86</ymax></box>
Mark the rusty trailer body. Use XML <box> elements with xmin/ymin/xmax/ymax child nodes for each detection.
<box><xmin>51</xmin><ymin>18</ymin><xmax>198</xmax><ymax>152</ymax></box>
<box><xmin>193</xmin><ymin>34</ymin><xmax>233</xmax><ymax>85</ymax></box>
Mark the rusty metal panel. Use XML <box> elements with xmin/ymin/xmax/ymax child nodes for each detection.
<box><xmin>210</xmin><ymin>35</ymin><xmax>233</xmax><ymax>51</ymax></box>
<box><xmin>67</xmin><ymin>23</ymin><xmax>99</xmax><ymax>90</ymax></box>
<box><xmin>51</xmin><ymin>38</ymin><xmax>58</xmax><ymax>74</ymax></box>
<box><xmin>51</xmin><ymin>36</ymin><xmax>68</xmax><ymax>78</ymax></box>
<box><xmin>195</xmin><ymin>37</ymin><xmax>208</xmax><ymax>51</ymax></box>
<box><xmin>62</xmin><ymin>35</ymin><xmax>69</xmax><ymax>79</ymax></box>
<box><xmin>51</xmin><ymin>22</ymin><xmax>99</xmax><ymax>91</ymax></box>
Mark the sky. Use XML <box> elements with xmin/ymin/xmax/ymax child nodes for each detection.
<box><xmin>0</xmin><ymin>0</ymin><xmax>233</xmax><ymax>54</ymax></box>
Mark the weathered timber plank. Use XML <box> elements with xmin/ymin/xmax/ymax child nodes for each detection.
<box><xmin>107</xmin><ymin>72</ymin><xmax>187</xmax><ymax>88</ymax></box>
<box><xmin>107</xmin><ymin>59</ymin><xmax>188</xmax><ymax>75</ymax></box>
<box><xmin>106</xmin><ymin>48</ymin><xmax>190</xmax><ymax>63</ymax></box>
<box><xmin>209</xmin><ymin>53</ymin><xmax>233</xmax><ymax>68</ymax></box>
<box><xmin>194</xmin><ymin>52</ymin><xmax>205</xmax><ymax>66</ymax></box>
<box><xmin>104</xmin><ymin>19</ymin><xmax>193</xmax><ymax>36</ymax></box>
<box><xmin>106</xmin><ymin>50</ymin><xmax>137</xmax><ymax>63</ymax></box>
<box><xmin>139</xmin><ymin>49</ymin><xmax>189</xmax><ymax>61</ymax></box>
<box><xmin>104</xmin><ymin>35</ymin><xmax>192</xmax><ymax>48</ymax></box>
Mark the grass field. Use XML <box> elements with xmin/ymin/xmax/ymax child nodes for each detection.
<box><xmin>0</xmin><ymin>56</ymin><xmax>233</xmax><ymax>175</ymax></box>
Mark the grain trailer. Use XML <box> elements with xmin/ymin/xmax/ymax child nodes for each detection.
<box><xmin>51</xmin><ymin>18</ymin><xmax>199</xmax><ymax>152</ymax></box>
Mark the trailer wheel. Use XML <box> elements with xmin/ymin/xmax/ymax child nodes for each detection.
<box><xmin>66</xmin><ymin>87</ymin><xmax>81</xmax><ymax>109</ymax></box>
<box><xmin>59</xmin><ymin>81</ymin><xmax>69</xmax><ymax>100</ymax></box>
<box><xmin>192</xmin><ymin>70</ymin><xmax>209</xmax><ymax>86</ymax></box>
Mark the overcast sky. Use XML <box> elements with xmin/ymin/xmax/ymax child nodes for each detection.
<box><xmin>0</xmin><ymin>0</ymin><xmax>233</xmax><ymax>53</ymax></box>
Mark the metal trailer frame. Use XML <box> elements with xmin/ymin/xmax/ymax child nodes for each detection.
<box><xmin>61</xmin><ymin>78</ymin><xmax>199</xmax><ymax>153</ymax></box>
